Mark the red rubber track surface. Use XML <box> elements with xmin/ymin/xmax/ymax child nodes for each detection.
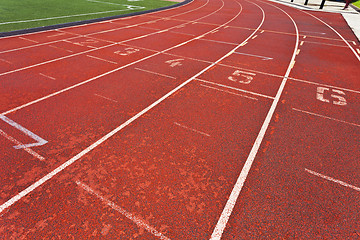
<box><xmin>0</xmin><ymin>0</ymin><xmax>359</xmax><ymax>239</ymax></box>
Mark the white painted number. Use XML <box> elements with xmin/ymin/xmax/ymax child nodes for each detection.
<box><xmin>316</xmin><ymin>87</ymin><xmax>347</xmax><ymax>106</ymax></box>
<box><xmin>73</xmin><ymin>39</ymin><xmax>98</xmax><ymax>46</ymax></box>
<box><xmin>165</xmin><ymin>59</ymin><xmax>184</xmax><ymax>67</ymax></box>
<box><xmin>228</xmin><ymin>70</ymin><xmax>255</xmax><ymax>84</ymax></box>
<box><xmin>114</xmin><ymin>47</ymin><xmax>140</xmax><ymax>56</ymax></box>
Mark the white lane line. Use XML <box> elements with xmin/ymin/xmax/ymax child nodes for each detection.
<box><xmin>0</xmin><ymin>0</ymin><xmax>253</xmax><ymax>214</ymax></box>
<box><xmin>195</xmin><ymin>79</ymin><xmax>274</xmax><ymax>100</ymax></box>
<box><xmin>86</xmin><ymin>55</ymin><xmax>118</xmax><ymax>64</ymax></box>
<box><xmin>289</xmin><ymin>77</ymin><xmax>360</xmax><ymax>95</ymax></box>
<box><xmin>239</xmin><ymin>41</ymin><xmax>248</xmax><ymax>46</ymax></box>
<box><xmin>49</xmin><ymin>45</ymin><xmax>73</xmax><ymax>53</ymax></box>
<box><xmin>210</xmin><ymin>2</ymin><xmax>299</xmax><ymax>239</ymax></box>
<box><xmin>292</xmin><ymin>108</ymin><xmax>360</xmax><ymax>127</ymax></box>
<box><xmin>233</xmin><ymin>51</ymin><xmax>273</xmax><ymax>60</ymax></box>
<box><xmin>304</xmin><ymin>40</ymin><xmax>347</xmax><ymax>48</ymax></box>
<box><xmin>76</xmin><ymin>181</ymin><xmax>170</xmax><ymax>240</ymax></box>
<box><xmin>0</xmin><ymin>58</ymin><xmax>12</xmax><ymax>64</ymax></box>
<box><xmin>251</xmin><ymin>35</ymin><xmax>258</xmax><ymax>39</ymax></box>
<box><xmin>134</xmin><ymin>68</ymin><xmax>176</xmax><ymax>79</ymax></box>
<box><xmin>0</xmin><ymin>115</ymin><xmax>48</xmax><ymax>149</ymax></box>
<box><xmin>199</xmin><ymin>38</ymin><xmax>238</xmax><ymax>46</ymax></box>
<box><xmin>18</xmin><ymin>37</ymin><xmax>39</xmax><ymax>43</ymax></box>
<box><xmin>200</xmin><ymin>84</ymin><xmax>258</xmax><ymax>101</ymax></box>
<box><xmin>0</xmin><ymin>0</ymin><xmax>222</xmax><ymax>115</ymax></box>
<box><xmin>174</xmin><ymin>122</ymin><xmax>210</xmax><ymax>137</ymax></box>
<box><xmin>94</xmin><ymin>93</ymin><xmax>118</xmax><ymax>103</ymax></box>
<box><xmin>87</xmin><ymin>0</ymin><xmax>136</xmax><ymax>7</ymax></box>
<box><xmin>300</xmin><ymin>30</ymin><xmax>326</xmax><ymax>35</ymax></box>
<box><xmin>0</xmin><ymin>129</ymin><xmax>45</xmax><ymax>161</ymax></box>
<box><xmin>0</xmin><ymin>0</ymin><xmax>214</xmax><ymax>77</ymax></box>
<box><xmin>300</xmin><ymin>11</ymin><xmax>360</xmax><ymax>61</ymax></box>
<box><xmin>305</xmin><ymin>168</ymin><xmax>360</xmax><ymax>192</ymax></box>
<box><xmin>39</xmin><ymin>73</ymin><xmax>56</xmax><ymax>80</ymax></box>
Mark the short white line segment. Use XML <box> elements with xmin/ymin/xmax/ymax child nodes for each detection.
<box><xmin>195</xmin><ymin>78</ymin><xmax>274</xmax><ymax>99</ymax></box>
<box><xmin>292</xmin><ymin>108</ymin><xmax>360</xmax><ymax>127</ymax></box>
<box><xmin>76</xmin><ymin>181</ymin><xmax>170</xmax><ymax>239</ymax></box>
<box><xmin>305</xmin><ymin>168</ymin><xmax>360</xmax><ymax>192</ymax></box>
<box><xmin>94</xmin><ymin>93</ymin><xmax>118</xmax><ymax>103</ymax></box>
<box><xmin>39</xmin><ymin>73</ymin><xmax>56</xmax><ymax>80</ymax></box>
<box><xmin>135</xmin><ymin>68</ymin><xmax>176</xmax><ymax>79</ymax></box>
<box><xmin>234</xmin><ymin>51</ymin><xmax>273</xmax><ymax>60</ymax></box>
<box><xmin>174</xmin><ymin>122</ymin><xmax>210</xmax><ymax>137</ymax></box>
<box><xmin>86</xmin><ymin>55</ymin><xmax>118</xmax><ymax>64</ymax></box>
<box><xmin>0</xmin><ymin>130</ymin><xmax>45</xmax><ymax>161</ymax></box>
<box><xmin>200</xmin><ymin>84</ymin><xmax>258</xmax><ymax>100</ymax></box>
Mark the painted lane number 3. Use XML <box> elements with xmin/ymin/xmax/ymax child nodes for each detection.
<box><xmin>316</xmin><ymin>87</ymin><xmax>347</xmax><ymax>106</ymax></box>
<box><xmin>114</xmin><ymin>47</ymin><xmax>140</xmax><ymax>56</ymax></box>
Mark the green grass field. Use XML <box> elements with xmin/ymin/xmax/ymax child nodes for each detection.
<box><xmin>353</xmin><ymin>0</ymin><xmax>360</xmax><ymax>8</ymax></box>
<box><xmin>0</xmin><ymin>0</ymin><xmax>177</xmax><ymax>32</ymax></box>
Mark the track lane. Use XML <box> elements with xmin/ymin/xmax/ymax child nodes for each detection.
<box><xmin>219</xmin><ymin>0</ymin><xmax>360</xmax><ymax>238</ymax></box>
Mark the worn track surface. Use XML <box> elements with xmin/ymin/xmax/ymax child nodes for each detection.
<box><xmin>0</xmin><ymin>0</ymin><xmax>359</xmax><ymax>238</ymax></box>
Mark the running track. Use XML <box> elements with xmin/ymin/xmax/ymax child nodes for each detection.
<box><xmin>0</xmin><ymin>0</ymin><xmax>359</xmax><ymax>238</ymax></box>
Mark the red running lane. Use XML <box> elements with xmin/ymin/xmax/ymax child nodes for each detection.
<box><xmin>0</xmin><ymin>0</ymin><xmax>360</xmax><ymax>239</ymax></box>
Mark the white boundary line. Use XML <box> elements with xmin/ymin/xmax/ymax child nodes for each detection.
<box><xmin>0</xmin><ymin>0</ymin><xmax>249</xmax><ymax>214</ymax></box>
<box><xmin>76</xmin><ymin>181</ymin><xmax>170</xmax><ymax>239</ymax></box>
<box><xmin>305</xmin><ymin>168</ymin><xmax>360</xmax><ymax>192</ymax></box>
<box><xmin>292</xmin><ymin>108</ymin><xmax>360</xmax><ymax>127</ymax></box>
<box><xmin>210</xmin><ymin>1</ymin><xmax>299</xmax><ymax>239</ymax></box>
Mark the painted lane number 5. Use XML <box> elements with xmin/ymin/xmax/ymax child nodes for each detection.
<box><xmin>228</xmin><ymin>70</ymin><xmax>255</xmax><ymax>84</ymax></box>
<box><xmin>316</xmin><ymin>87</ymin><xmax>347</xmax><ymax>106</ymax></box>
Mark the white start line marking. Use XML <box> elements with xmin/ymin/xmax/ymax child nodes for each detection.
<box><xmin>0</xmin><ymin>115</ymin><xmax>48</xmax><ymax>149</ymax></box>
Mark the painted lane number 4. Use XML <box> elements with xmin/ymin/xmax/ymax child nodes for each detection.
<box><xmin>228</xmin><ymin>70</ymin><xmax>255</xmax><ymax>84</ymax></box>
<box><xmin>316</xmin><ymin>87</ymin><xmax>347</xmax><ymax>106</ymax></box>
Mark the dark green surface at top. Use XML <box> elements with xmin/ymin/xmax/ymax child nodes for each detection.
<box><xmin>0</xmin><ymin>0</ymin><xmax>175</xmax><ymax>32</ymax></box>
